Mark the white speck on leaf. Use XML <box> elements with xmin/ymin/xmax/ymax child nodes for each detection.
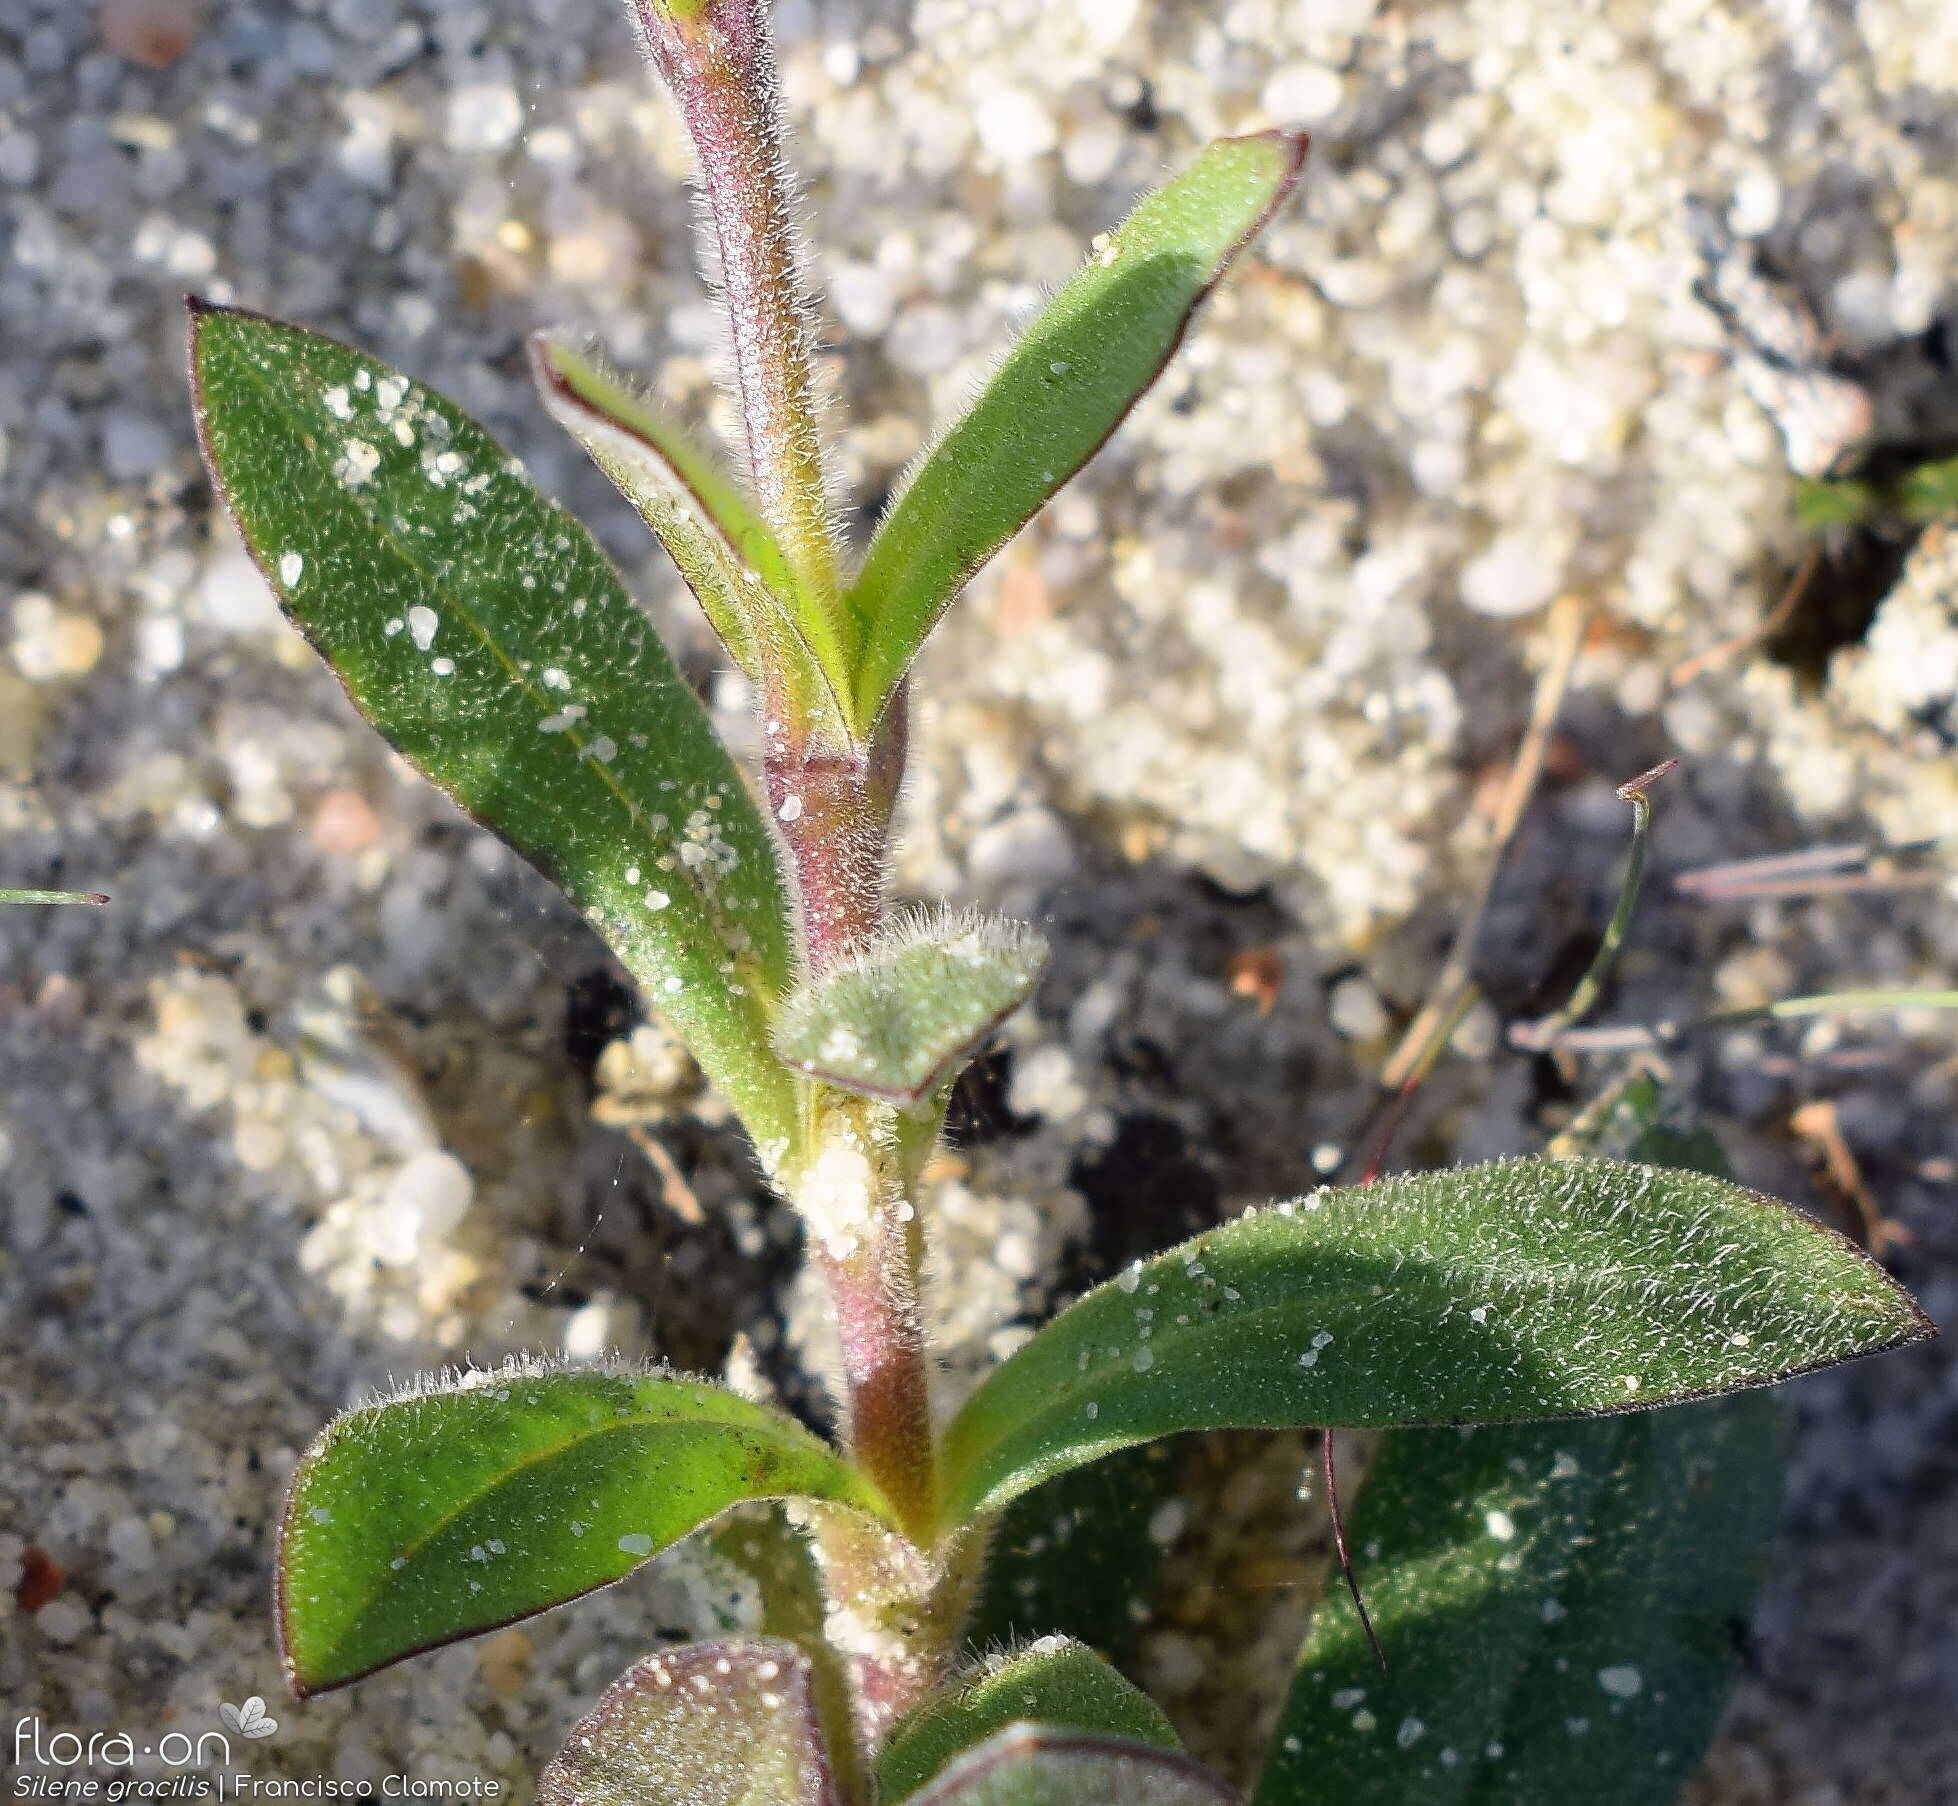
<box><xmin>1485</xmin><ymin>1509</ymin><xmax>1516</xmax><ymax>1542</ymax></box>
<box><xmin>407</xmin><ymin>605</ymin><xmax>438</xmax><ymax>651</ymax></box>
<box><xmin>335</xmin><ymin>439</ymin><xmax>381</xmax><ymax>488</ymax></box>
<box><xmin>617</xmin><ymin>1533</ymin><xmax>653</xmax><ymax>1556</ymax></box>
<box><xmin>1598</xmin><ymin>1665</ymin><xmax>1643</xmax><ymax>1698</ymax></box>
<box><xmin>279</xmin><ymin>551</ymin><xmax>304</xmax><ymax>586</ymax></box>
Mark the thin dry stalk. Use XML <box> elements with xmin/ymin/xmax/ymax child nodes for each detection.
<box><xmin>624</xmin><ymin>1123</ymin><xmax>707</xmax><ymax>1226</ymax></box>
<box><xmin>1789</xmin><ymin>1098</ymin><xmax>1907</xmax><ymax>1257</ymax></box>
<box><xmin>1668</xmin><ymin>541</ymin><xmax>1820</xmax><ymax>688</ymax></box>
<box><xmin>1377</xmin><ymin>594</ymin><xmax>1589</xmax><ymax>1093</ymax></box>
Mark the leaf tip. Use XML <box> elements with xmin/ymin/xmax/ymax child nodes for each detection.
<box><xmin>524</xmin><ymin>327</ymin><xmax>574</xmax><ymax>397</ymax></box>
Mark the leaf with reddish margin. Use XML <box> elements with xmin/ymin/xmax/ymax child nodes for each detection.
<box><xmin>538</xmin><ymin>1638</ymin><xmax>838</xmax><ymax>1806</ymax></box>
<box><xmin>529</xmin><ymin>333</ymin><xmax>853</xmax><ymax>749</ymax></box>
<box><xmin>907</xmin><ymin>1726</ymin><xmax>1238</xmax><ymax>1806</ymax></box>
<box><xmin>277</xmin><ymin>1362</ymin><xmax>887</xmax><ymax>1696</ymax></box>
<box><xmin>937</xmin><ymin>1156</ymin><xmax>1931</xmax><ymax>1529</ymax></box>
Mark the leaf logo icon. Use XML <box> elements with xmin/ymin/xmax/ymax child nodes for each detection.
<box><xmin>220</xmin><ymin>1697</ymin><xmax>279</xmax><ymax>1740</ymax></box>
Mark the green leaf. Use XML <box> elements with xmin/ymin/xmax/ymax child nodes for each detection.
<box><xmin>537</xmin><ymin>1637</ymin><xmax>838</xmax><ymax>1806</ymax></box>
<box><xmin>847</xmin><ymin>131</ymin><xmax>1307</xmax><ymax>729</ymax></box>
<box><xmin>1792</xmin><ymin>475</ymin><xmax>1876</xmax><ymax>531</ymax></box>
<box><xmin>188</xmin><ymin>301</ymin><xmax>800</xmax><ymax>1158</ymax></box>
<box><xmin>908</xmin><ymin>1728</ymin><xmax>1236</xmax><ymax>1806</ymax></box>
<box><xmin>1898</xmin><ymin>452</ymin><xmax>1958</xmax><ymax>523</ymax></box>
<box><xmin>276</xmin><ymin>1360</ymin><xmax>887</xmax><ymax>1695</ymax></box>
<box><xmin>880</xmin><ymin>1640</ymin><xmax>1180</xmax><ymax>1804</ymax></box>
<box><xmin>937</xmin><ymin>1156</ymin><xmax>1930</xmax><ymax>1527</ymax></box>
<box><xmin>964</xmin><ymin>1442</ymin><xmax>1184</xmax><ymax>1668</ymax></box>
<box><xmin>1254</xmin><ymin>1399</ymin><xmax>1783</xmax><ymax>1806</ymax></box>
<box><xmin>772</xmin><ymin>910</ymin><xmax>1047</xmax><ymax>1104</ymax></box>
<box><xmin>1546</xmin><ymin>1069</ymin><xmax>1729</xmax><ymax>1178</ymax></box>
<box><xmin>529</xmin><ymin>333</ymin><xmax>852</xmax><ymax>744</ymax></box>
<box><xmin>1256</xmin><ymin>1079</ymin><xmax>1785</xmax><ymax>1805</ymax></box>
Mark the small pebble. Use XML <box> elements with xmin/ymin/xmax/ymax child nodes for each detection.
<box><xmin>101</xmin><ymin>0</ymin><xmax>198</xmax><ymax>67</ymax></box>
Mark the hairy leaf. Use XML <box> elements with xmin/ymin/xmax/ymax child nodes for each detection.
<box><xmin>847</xmin><ymin>131</ymin><xmax>1307</xmax><ymax>729</ymax></box>
<box><xmin>529</xmin><ymin>334</ymin><xmax>851</xmax><ymax>744</ymax></box>
<box><xmin>964</xmin><ymin>1442</ymin><xmax>1184</xmax><ymax>1668</ymax></box>
<box><xmin>1254</xmin><ymin>1400</ymin><xmax>1783</xmax><ymax>1806</ymax></box>
<box><xmin>189</xmin><ymin>302</ymin><xmax>799</xmax><ymax>1156</ymax></box>
<box><xmin>880</xmin><ymin>1640</ymin><xmax>1180</xmax><ymax>1804</ymax></box>
<box><xmin>538</xmin><ymin>1637</ymin><xmax>837</xmax><ymax>1806</ymax></box>
<box><xmin>937</xmin><ymin>1156</ymin><xmax>1929</xmax><ymax>1526</ymax></box>
<box><xmin>1259</xmin><ymin>1086</ymin><xmax>1787</xmax><ymax>1803</ymax></box>
<box><xmin>909</xmin><ymin>1728</ymin><xmax>1236</xmax><ymax>1806</ymax></box>
<box><xmin>277</xmin><ymin>1361</ymin><xmax>886</xmax><ymax>1695</ymax></box>
<box><xmin>772</xmin><ymin>911</ymin><xmax>1047</xmax><ymax>1103</ymax></box>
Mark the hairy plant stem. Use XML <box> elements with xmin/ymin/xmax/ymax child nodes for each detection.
<box><xmin>785</xmin><ymin>1086</ymin><xmax>973</xmax><ymax>1759</ymax></box>
<box><xmin>798</xmin><ymin>1505</ymin><xmax>984</xmax><ymax>1761</ymax></box>
<box><xmin>629</xmin><ymin>0</ymin><xmax>846</xmax><ymax>670</ymax></box>
<box><xmin>629</xmin><ymin>3</ymin><xmax>964</xmax><ymax>1752</ymax></box>
<box><xmin>764</xmin><ymin>688</ymin><xmax>907</xmax><ymax>976</ymax></box>
<box><xmin>787</xmin><ymin>1088</ymin><xmax>938</xmax><ymax>1539</ymax></box>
